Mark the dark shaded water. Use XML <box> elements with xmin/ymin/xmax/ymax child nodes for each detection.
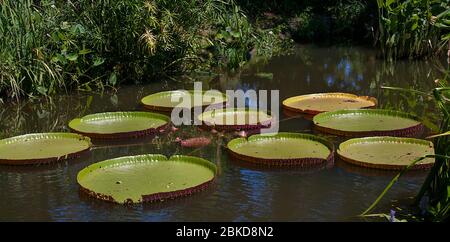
<box><xmin>0</xmin><ymin>45</ymin><xmax>446</xmax><ymax>221</ymax></box>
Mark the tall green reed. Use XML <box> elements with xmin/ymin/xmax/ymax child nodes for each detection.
<box><xmin>362</xmin><ymin>84</ymin><xmax>450</xmax><ymax>221</ymax></box>
<box><xmin>362</xmin><ymin>2</ymin><xmax>450</xmax><ymax>221</ymax></box>
<box><xmin>376</xmin><ymin>0</ymin><xmax>449</xmax><ymax>59</ymax></box>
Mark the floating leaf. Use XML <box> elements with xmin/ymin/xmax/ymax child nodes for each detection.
<box><xmin>0</xmin><ymin>133</ymin><xmax>91</xmax><ymax>165</ymax></box>
<box><xmin>313</xmin><ymin>109</ymin><xmax>423</xmax><ymax>137</ymax></box>
<box><xmin>141</xmin><ymin>90</ymin><xmax>227</xmax><ymax>112</ymax></box>
<box><xmin>198</xmin><ymin>108</ymin><xmax>272</xmax><ymax>130</ymax></box>
<box><xmin>338</xmin><ymin>137</ymin><xmax>435</xmax><ymax>170</ymax></box>
<box><xmin>69</xmin><ymin>112</ymin><xmax>170</xmax><ymax>139</ymax></box>
<box><xmin>227</xmin><ymin>132</ymin><xmax>334</xmax><ymax>166</ymax></box>
<box><xmin>282</xmin><ymin>93</ymin><xmax>377</xmax><ymax>115</ymax></box>
<box><xmin>77</xmin><ymin>154</ymin><xmax>217</xmax><ymax>204</ymax></box>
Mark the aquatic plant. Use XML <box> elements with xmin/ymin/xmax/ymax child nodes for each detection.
<box><xmin>140</xmin><ymin>90</ymin><xmax>228</xmax><ymax>112</ymax></box>
<box><xmin>313</xmin><ymin>109</ymin><xmax>424</xmax><ymax>137</ymax></box>
<box><xmin>337</xmin><ymin>136</ymin><xmax>435</xmax><ymax>170</ymax></box>
<box><xmin>362</xmin><ymin>10</ymin><xmax>450</xmax><ymax>221</ymax></box>
<box><xmin>198</xmin><ymin>108</ymin><xmax>272</xmax><ymax>131</ymax></box>
<box><xmin>362</xmin><ymin>87</ymin><xmax>450</xmax><ymax>221</ymax></box>
<box><xmin>226</xmin><ymin>132</ymin><xmax>334</xmax><ymax>166</ymax></box>
<box><xmin>77</xmin><ymin>154</ymin><xmax>217</xmax><ymax>204</ymax></box>
<box><xmin>68</xmin><ymin>111</ymin><xmax>170</xmax><ymax>139</ymax></box>
<box><xmin>0</xmin><ymin>133</ymin><xmax>92</xmax><ymax>165</ymax></box>
<box><xmin>282</xmin><ymin>93</ymin><xmax>377</xmax><ymax>115</ymax></box>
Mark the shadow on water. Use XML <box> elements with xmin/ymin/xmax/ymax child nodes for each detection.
<box><xmin>228</xmin><ymin>154</ymin><xmax>334</xmax><ymax>174</ymax></box>
<box><xmin>0</xmin><ymin>153</ymin><xmax>92</xmax><ymax>173</ymax></box>
<box><xmin>334</xmin><ymin>159</ymin><xmax>428</xmax><ymax>178</ymax></box>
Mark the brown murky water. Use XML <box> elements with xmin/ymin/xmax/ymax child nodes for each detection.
<box><xmin>0</xmin><ymin>45</ymin><xmax>446</xmax><ymax>221</ymax></box>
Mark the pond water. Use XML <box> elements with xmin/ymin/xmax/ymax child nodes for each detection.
<box><xmin>0</xmin><ymin>45</ymin><xmax>446</xmax><ymax>221</ymax></box>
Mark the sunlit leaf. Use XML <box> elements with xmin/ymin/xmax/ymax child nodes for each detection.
<box><xmin>66</xmin><ymin>53</ymin><xmax>78</xmax><ymax>61</ymax></box>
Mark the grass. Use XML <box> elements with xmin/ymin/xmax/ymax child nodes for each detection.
<box><xmin>0</xmin><ymin>0</ymin><xmax>292</xmax><ymax>100</ymax></box>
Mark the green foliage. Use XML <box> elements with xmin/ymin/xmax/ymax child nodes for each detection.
<box><xmin>361</xmin><ymin>8</ymin><xmax>450</xmax><ymax>221</ymax></box>
<box><xmin>288</xmin><ymin>7</ymin><xmax>328</xmax><ymax>42</ymax></box>
<box><xmin>0</xmin><ymin>0</ymin><xmax>291</xmax><ymax>99</ymax></box>
<box><xmin>417</xmin><ymin>86</ymin><xmax>450</xmax><ymax>221</ymax></box>
<box><xmin>376</xmin><ymin>0</ymin><xmax>449</xmax><ymax>59</ymax></box>
<box><xmin>237</xmin><ymin>0</ymin><xmax>376</xmax><ymax>44</ymax></box>
<box><xmin>361</xmin><ymin>84</ymin><xmax>450</xmax><ymax>221</ymax></box>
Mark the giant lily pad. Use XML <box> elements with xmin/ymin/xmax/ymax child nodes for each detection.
<box><xmin>282</xmin><ymin>92</ymin><xmax>377</xmax><ymax>115</ymax></box>
<box><xmin>141</xmin><ymin>90</ymin><xmax>228</xmax><ymax>112</ymax></box>
<box><xmin>68</xmin><ymin>111</ymin><xmax>170</xmax><ymax>139</ymax></box>
<box><xmin>0</xmin><ymin>133</ymin><xmax>91</xmax><ymax>165</ymax></box>
<box><xmin>337</xmin><ymin>137</ymin><xmax>435</xmax><ymax>170</ymax></box>
<box><xmin>77</xmin><ymin>154</ymin><xmax>217</xmax><ymax>204</ymax></box>
<box><xmin>313</xmin><ymin>109</ymin><xmax>423</xmax><ymax>137</ymax></box>
<box><xmin>198</xmin><ymin>108</ymin><xmax>272</xmax><ymax>131</ymax></box>
<box><xmin>227</xmin><ymin>132</ymin><xmax>334</xmax><ymax>166</ymax></box>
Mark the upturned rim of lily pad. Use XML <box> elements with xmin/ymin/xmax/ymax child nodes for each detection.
<box><xmin>77</xmin><ymin>154</ymin><xmax>217</xmax><ymax>204</ymax></box>
<box><xmin>337</xmin><ymin>136</ymin><xmax>435</xmax><ymax>170</ymax></box>
<box><xmin>282</xmin><ymin>92</ymin><xmax>377</xmax><ymax>115</ymax></box>
<box><xmin>198</xmin><ymin>108</ymin><xmax>273</xmax><ymax>131</ymax></box>
<box><xmin>0</xmin><ymin>133</ymin><xmax>92</xmax><ymax>165</ymax></box>
<box><xmin>140</xmin><ymin>90</ymin><xmax>228</xmax><ymax>112</ymax></box>
<box><xmin>313</xmin><ymin>109</ymin><xmax>424</xmax><ymax>137</ymax></box>
<box><xmin>227</xmin><ymin>132</ymin><xmax>334</xmax><ymax>167</ymax></box>
<box><xmin>68</xmin><ymin>111</ymin><xmax>171</xmax><ymax>139</ymax></box>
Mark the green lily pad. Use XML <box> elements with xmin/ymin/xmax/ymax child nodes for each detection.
<box><xmin>0</xmin><ymin>133</ymin><xmax>91</xmax><ymax>165</ymax></box>
<box><xmin>198</xmin><ymin>108</ymin><xmax>272</xmax><ymax>130</ymax></box>
<box><xmin>337</xmin><ymin>137</ymin><xmax>435</xmax><ymax>170</ymax></box>
<box><xmin>313</xmin><ymin>109</ymin><xmax>423</xmax><ymax>137</ymax></box>
<box><xmin>77</xmin><ymin>154</ymin><xmax>217</xmax><ymax>204</ymax></box>
<box><xmin>141</xmin><ymin>90</ymin><xmax>227</xmax><ymax>112</ymax></box>
<box><xmin>68</xmin><ymin>112</ymin><xmax>170</xmax><ymax>139</ymax></box>
<box><xmin>282</xmin><ymin>92</ymin><xmax>377</xmax><ymax>115</ymax></box>
<box><xmin>227</xmin><ymin>132</ymin><xmax>334</xmax><ymax>166</ymax></box>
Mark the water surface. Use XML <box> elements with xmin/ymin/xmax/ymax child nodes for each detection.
<box><xmin>0</xmin><ymin>45</ymin><xmax>445</xmax><ymax>221</ymax></box>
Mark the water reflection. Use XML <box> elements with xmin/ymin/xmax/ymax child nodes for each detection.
<box><xmin>0</xmin><ymin>45</ymin><xmax>445</xmax><ymax>221</ymax></box>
